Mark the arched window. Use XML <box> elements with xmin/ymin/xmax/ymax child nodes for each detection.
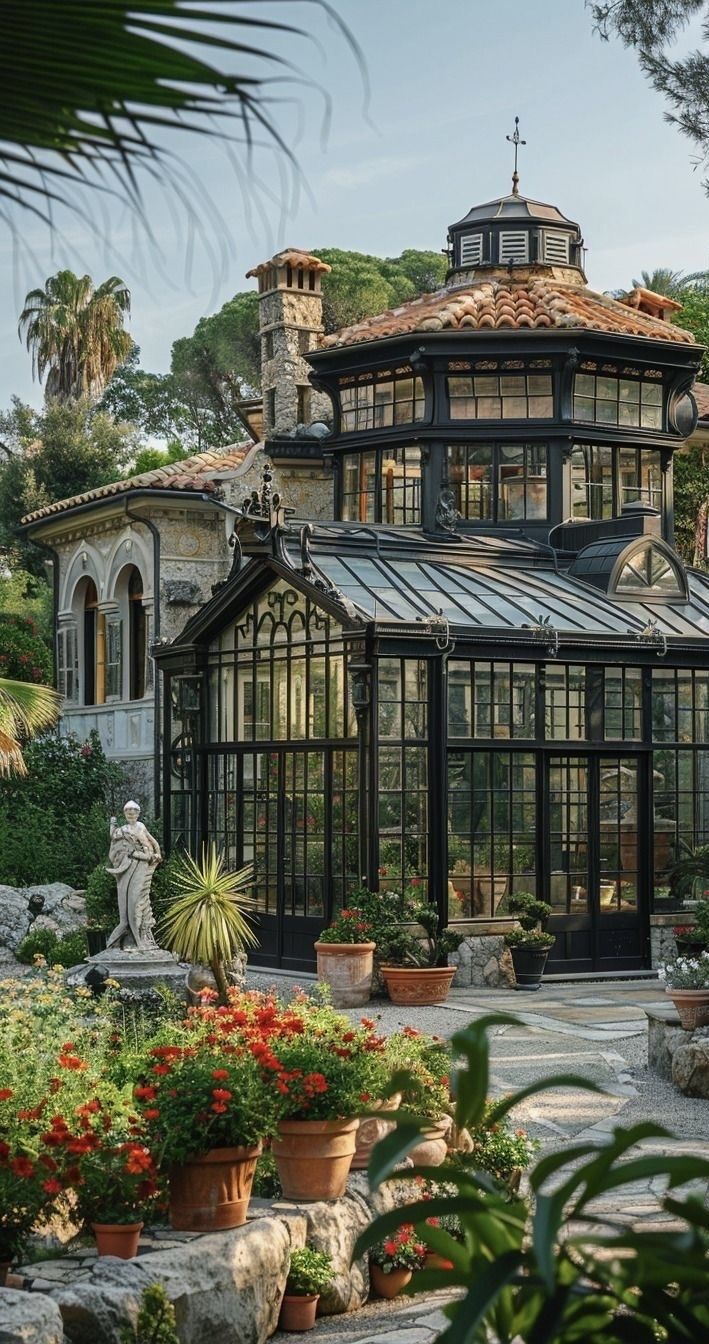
<box><xmin>82</xmin><ymin>579</ymin><xmax>101</xmax><ymax>706</ymax></box>
<box><xmin>128</xmin><ymin>567</ymin><xmax>147</xmax><ymax>700</ymax></box>
<box><xmin>611</xmin><ymin>541</ymin><xmax>687</xmax><ymax>600</ymax></box>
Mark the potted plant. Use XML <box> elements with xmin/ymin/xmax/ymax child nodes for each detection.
<box><xmin>278</xmin><ymin>1248</ymin><xmax>333</xmax><ymax>1332</ymax></box>
<box><xmin>673</xmin><ymin>924</ymin><xmax>706</xmax><ymax>959</ymax></box>
<box><xmin>504</xmin><ymin>893</ymin><xmax>554</xmax><ymax>990</ymax></box>
<box><xmin>659</xmin><ymin>952</ymin><xmax>709</xmax><ymax>1030</ymax></box>
<box><xmin>370</xmin><ymin>885</ymin><xmax>464</xmax><ymax>1005</ymax></box>
<box><xmin>379</xmin><ymin>1028</ymin><xmax>452</xmax><ymax>1166</ymax></box>
<box><xmin>369</xmin><ymin>1225</ymin><xmax>426</xmax><ymax>1299</ymax></box>
<box><xmin>314</xmin><ymin>907</ymin><xmax>376</xmax><ymax>1007</ymax></box>
<box><xmin>160</xmin><ymin>844</ymin><xmax>258</xmax><ymax>1003</ymax></box>
<box><xmin>64</xmin><ymin>1102</ymin><xmax>161</xmax><ymax>1259</ymax></box>
<box><xmin>0</xmin><ymin>1097</ymin><xmax>69</xmax><ymax>1282</ymax></box>
<box><xmin>133</xmin><ymin>1015</ymin><xmax>277</xmax><ymax>1230</ymax></box>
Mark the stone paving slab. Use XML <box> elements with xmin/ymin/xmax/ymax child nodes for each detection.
<box><xmin>275</xmin><ymin>1291</ymin><xmax>459</xmax><ymax>1343</ymax></box>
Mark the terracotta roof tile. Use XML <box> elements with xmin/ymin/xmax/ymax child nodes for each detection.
<box><xmin>693</xmin><ymin>381</ymin><xmax>709</xmax><ymax>421</ymax></box>
<box><xmin>319</xmin><ymin>277</ymin><xmax>698</xmax><ymax>349</ymax></box>
<box><xmin>22</xmin><ymin>444</ymin><xmax>254</xmax><ymax>526</ymax></box>
<box><xmin>246</xmin><ymin>249</ymin><xmax>331</xmax><ymax>279</ymax></box>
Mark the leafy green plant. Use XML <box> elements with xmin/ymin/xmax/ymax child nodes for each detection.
<box><xmin>286</xmin><ymin>1248</ymin><xmax>333</xmax><ymax>1297</ymax></box>
<box><xmin>659</xmin><ymin>951</ymin><xmax>709</xmax><ymax>989</ymax></box>
<box><xmin>370</xmin><ymin>1226</ymin><xmax>426</xmax><ymax>1272</ymax></box>
<box><xmin>356</xmin><ymin>882</ymin><xmax>464</xmax><ymax>968</ymax></box>
<box><xmin>159</xmin><ymin>845</ymin><xmax>257</xmax><ymax>1002</ymax></box>
<box><xmin>317</xmin><ymin>907</ymin><xmax>375</xmax><ymax>944</ymax></box>
<box><xmin>16</xmin><ymin>927</ymin><xmax>87</xmax><ymax>968</ymax></box>
<box><xmin>119</xmin><ymin>1283</ymin><xmax>179</xmax><ymax>1344</ymax></box>
<box><xmin>666</xmin><ymin>843</ymin><xmax>709</xmax><ymax>906</ymax></box>
<box><xmin>380</xmin><ymin>1029</ymin><xmax>451</xmax><ymax>1122</ymax></box>
<box><xmin>356</xmin><ymin>1014</ymin><xmax>709</xmax><ymax>1343</ymax></box>
<box><xmin>252</xmin><ymin>1150</ymin><xmax>282</xmax><ymax>1200</ymax></box>
<box><xmin>0</xmin><ymin>614</ymin><xmax>52</xmax><ymax>684</ymax></box>
<box><xmin>504</xmin><ymin>892</ymin><xmax>554</xmax><ymax>950</ymax></box>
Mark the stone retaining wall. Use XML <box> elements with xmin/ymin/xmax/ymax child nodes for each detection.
<box><xmin>646</xmin><ymin>1005</ymin><xmax>709</xmax><ymax>1098</ymax></box>
<box><xmin>0</xmin><ymin>1175</ymin><xmax>415</xmax><ymax>1344</ymax></box>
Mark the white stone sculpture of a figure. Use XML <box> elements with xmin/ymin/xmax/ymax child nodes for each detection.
<box><xmin>105</xmin><ymin>801</ymin><xmax>162</xmax><ymax>952</ymax></box>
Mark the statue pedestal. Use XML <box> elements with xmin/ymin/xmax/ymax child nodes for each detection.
<box><xmin>67</xmin><ymin>947</ymin><xmax>188</xmax><ymax>998</ymax></box>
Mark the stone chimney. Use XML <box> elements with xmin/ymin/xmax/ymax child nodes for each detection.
<box><xmin>246</xmin><ymin>249</ymin><xmax>333</xmax><ymax>438</ymax></box>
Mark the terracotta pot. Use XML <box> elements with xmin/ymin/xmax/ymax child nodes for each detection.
<box><xmin>0</xmin><ymin>1261</ymin><xmax>11</xmax><ymax>1287</ymax></box>
<box><xmin>408</xmin><ymin>1116</ymin><xmax>452</xmax><ymax>1167</ymax></box>
<box><xmin>351</xmin><ymin>1093</ymin><xmax>401</xmax><ymax>1170</ymax></box>
<box><xmin>380</xmin><ymin>965</ymin><xmax>456</xmax><ymax>1006</ymax></box>
<box><xmin>169</xmin><ymin>1143</ymin><xmax>261</xmax><ymax>1231</ymax></box>
<box><xmin>273</xmin><ymin>1118</ymin><xmax>359</xmax><ymax>1200</ymax></box>
<box><xmin>91</xmin><ymin>1222</ymin><xmax>143</xmax><ymax>1259</ymax></box>
<box><xmin>424</xmin><ymin>1251</ymin><xmax>454</xmax><ymax>1271</ymax></box>
<box><xmin>278</xmin><ymin>1293</ymin><xmax>319</xmax><ymax>1331</ymax></box>
<box><xmin>666</xmin><ymin>987</ymin><xmax>709</xmax><ymax>1031</ymax></box>
<box><xmin>315</xmin><ymin>941</ymin><xmax>375</xmax><ymax>1007</ymax></box>
<box><xmin>369</xmin><ymin>1263</ymin><xmax>412</xmax><ymax>1299</ymax></box>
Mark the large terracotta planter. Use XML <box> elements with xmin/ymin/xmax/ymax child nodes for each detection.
<box><xmin>273</xmin><ymin>1118</ymin><xmax>358</xmax><ymax>1200</ymax></box>
<box><xmin>91</xmin><ymin>1222</ymin><xmax>143</xmax><ymax>1259</ymax></box>
<box><xmin>380</xmin><ymin>965</ymin><xmax>456</xmax><ymax>1005</ymax></box>
<box><xmin>369</xmin><ymin>1263</ymin><xmax>412</xmax><ymax>1299</ymax></box>
<box><xmin>666</xmin><ymin>987</ymin><xmax>709</xmax><ymax>1030</ymax></box>
<box><xmin>169</xmin><ymin>1143</ymin><xmax>261</xmax><ymax>1231</ymax></box>
<box><xmin>314</xmin><ymin>941</ymin><xmax>375</xmax><ymax>1007</ymax></box>
<box><xmin>351</xmin><ymin>1093</ymin><xmax>401</xmax><ymax>1170</ymax></box>
<box><xmin>278</xmin><ymin>1293</ymin><xmax>319</xmax><ymax>1332</ymax></box>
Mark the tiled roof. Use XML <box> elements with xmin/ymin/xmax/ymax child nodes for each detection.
<box><xmin>22</xmin><ymin>444</ymin><xmax>255</xmax><ymax>526</ymax></box>
<box><xmin>319</xmin><ymin>277</ymin><xmax>698</xmax><ymax>349</ymax></box>
<box><xmin>246</xmin><ymin>249</ymin><xmax>331</xmax><ymax>279</ymax></box>
<box><xmin>693</xmin><ymin>381</ymin><xmax>709</xmax><ymax>421</ymax></box>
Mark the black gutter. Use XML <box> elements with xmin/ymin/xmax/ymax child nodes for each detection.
<box><xmin>21</xmin><ymin>487</ymin><xmax>215</xmax><ymax>534</ymax></box>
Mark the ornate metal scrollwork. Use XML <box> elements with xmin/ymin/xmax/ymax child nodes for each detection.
<box><xmin>524</xmin><ymin>613</ymin><xmax>559</xmax><ymax>657</ymax></box>
<box><xmin>435</xmin><ymin>483</ymin><xmax>461</xmax><ymax>534</ymax></box>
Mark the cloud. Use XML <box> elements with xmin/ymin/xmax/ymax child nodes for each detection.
<box><xmin>322</xmin><ymin>154</ymin><xmax>424</xmax><ymax>191</ymax></box>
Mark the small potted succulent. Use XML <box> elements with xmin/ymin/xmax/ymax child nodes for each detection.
<box><xmin>279</xmin><ymin>1247</ymin><xmax>333</xmax><ymax>1332</ymax></box>
<box><xmin>659</xmin><ymin>952</ymin><xmax>709</xmax><ymax>1030</ymax></box>
<box><xmin>369</xmin><ymin>1224</ymin><xmax>426</xmax><ymax>1299</ymax></box>
<box><xmin>504</xmin><ymin>893</ymin><xmax>554</xmax><ymax>990</ymax></box>
<box><xmin>314</xmin><ymin>907</ymin><xmax>376</xmax><ymax>1007</ymax></box>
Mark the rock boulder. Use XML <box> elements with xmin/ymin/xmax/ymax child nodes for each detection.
<box><xmin>671</xmin><ymin>1041</ymin><xmax>709</xmax><ymax>1098</ymax></box>
<box><xmin>0</xmin><ymin>884</ymin><xmax>86</xmax><ymax>961</ymax></box>
<box><xmin>0</xmin><ymin>1289</ymin><xmax>65</xmax><ymax>1343</ymax></box>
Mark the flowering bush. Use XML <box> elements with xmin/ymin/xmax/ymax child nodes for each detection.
<box><xmin>465</xmin><ymin>1103</ymin><xmax>538</xmax><ymax>1182</ymax></box>
<box><xmin>51</xmin><ymin>1098</ymin><xmax>161</xmax><ymax>1226</ymax></box>
<box><xmin>379</xmin><ymin>1027</ymin><xmax>451</xmax><ymax>1122</ymax></box>
<box><xmin>0</xmin><ymin>1087</ymin><xmax>72</xmax><ymax>1259</ymax></box>
<box><xmin>370</xmin><ymin>1224</ymin><xmax>426</xmax><ymax>1272</ymax></box>
<box><xmin>354</xmin><ymin>882</ymin><xmax>463</xmax><ymax>968</ymax></box>
<box><xmin>317</xmin><ymin>908</ymin><xmax>374</xmax><ymax>944</ymax></box>
<box><xmin>658</xmin><ymin>953</ymin><xmax>709</xmax><ymax>990</ymax></box>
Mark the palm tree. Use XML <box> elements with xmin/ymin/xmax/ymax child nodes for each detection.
<box><xmin>0</xmin><ymin>677</ymin><xmax>61</xmax><ymax>777</ymax></box>
<box><xmin>18</xmin><ymin>271</ymin><xmax>132</xmax><ymax>400</ymax></box>
<box><xmin>631</xmin><ymin>268</ymin><xmax>709</xmax><ymax>296</ymax></box>
<box><xmin>0</xmin><ymin>3</ymin><xmax>361</xmax><ymax>232</ymax></box>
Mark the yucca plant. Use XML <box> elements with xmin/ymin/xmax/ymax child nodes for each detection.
<box><xmin>160</xmin><ymin>845</ymin><xmax>257</xmax><ymax>1002</ymax></box>
<box><xmin>0</xmin><ymin>676</ymin><xmax>61</xmax><ymax>776</ymax></box>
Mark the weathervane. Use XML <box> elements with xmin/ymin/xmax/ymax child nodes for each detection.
<box><xmin>506</xmin><ymin>115</ymin><xmax>526</xmax><ymax>196</ymax></box>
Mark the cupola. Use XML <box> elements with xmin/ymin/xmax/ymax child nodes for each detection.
<box><xmin>447</xmin><ymin>119</ymin><xmax>585</xmax><ymax>284</ymax></box>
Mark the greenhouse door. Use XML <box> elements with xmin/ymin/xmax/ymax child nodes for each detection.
<box><xmin>545</xmin><ymin>755</ymin><xmax>647</xmax><ymax>973</ymax></box>
<box><xmin>215</xmin><ymin>746</ymin><xmax>357</xmax><ymax>972</ymax></box>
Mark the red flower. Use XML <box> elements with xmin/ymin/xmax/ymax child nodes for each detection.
<box><xmin>123</xmin><ymin>1146</ymin><xmax>153</xmax><ymax>1175</ymax></box>
<box><xmin>143</xmin><ymin>1108</ymin><xmax>161</xmax><ymax>1122</ymax></box>
<box><xmin>10</xmin><ymin>1156</ymin><xmax>35</xmax><ymax>1178</ymax></box>
<box><xmin>211</xmin><ymin>1069</ymin><xmax>229</xmax><ymax>1081</ymax></box>
<box><xmin>384</xmin><ymin>1239</ymin><xmax>398</xmax><ymax>1256</ymax></box>
<box><xmin>0</xmin><ymin>1088</ymin><xmax>13</xmax><ymax>1101</ymax></box>
<box><xmin>42</xmin><ymin>1178</ymin><xmax>63</xmax><ymax>1196</ymax></box>
<box><xmin>0</xmin><ymin>1141</ymin><xmax>10</xmax><ymax>1161</ymax></box>
<box><xmin>211</xmin><ymin>1089</ymin><xmax>232</xmax><ymax>1102</ymax></box>
<box><xmin>402</xmin><ymin>1026</ymin><xmax>420</xmax><ymax>1038</ymax></box>
<box><xmin>57</xmin><ymin>1054</ymin><xmax>87</xmax><ymax>1071</ymax></box>
<box><xmin>152</xmin><ymin>1064</ymin><xmax>171</xmax><ymax>1076</ymax></box>
<box><xmin>211</xmin><ymin>1102</ymin><xmax>228</xmax><ymax>1114</ymax></box>
<box><xmin>134</xmin><ymin>1085</ymin><xmax>158</xmax><ymax>1101</ymax></box>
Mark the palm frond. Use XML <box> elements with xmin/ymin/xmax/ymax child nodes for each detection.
<box><xmin>160</xmin><ymin>843</ymin><xmax>258</xmax><ymax>968</ymax></box>
<box><xmin>0</xmin><ymin>1</ymin><xmax>365</xmax><ymax>225</ymax></box>
<box><xmin>0</xmin><ymin>677</ymin><xmax>61</xmax><ymax>777</ymax></box>
<box><xmin>0</xmin><ymin>727</ymin><xmax>28</xmax><ymax>777</ymax></box>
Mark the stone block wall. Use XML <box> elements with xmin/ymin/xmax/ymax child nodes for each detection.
<box><xmin>450</xmin><ymin>933</ymin><xmax>515</xmax><ymax>988</ymax></box>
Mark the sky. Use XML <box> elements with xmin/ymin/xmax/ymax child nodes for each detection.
<box><xmin>3</xmin><ymin>0</ymin><xmax>709</xmax><ymax>407</ymax></box>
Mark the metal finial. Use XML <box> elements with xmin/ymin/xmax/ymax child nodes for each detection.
<box><xmin>506</xmin><ymin>115</ymin><xmax>526</xmax><ymax>196</ymax></box>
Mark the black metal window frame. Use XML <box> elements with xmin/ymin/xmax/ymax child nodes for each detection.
<box><xmin>571</xmin><ymin>442</ymin><xmax>663</xmax><ymax>520</ymax></box>
<box><xmin>339</xmin><ymin>444</ymin><xmax>423</xmax><ymax>524</ymax></box>
<box><xmin>338</xmin><ymin>367</ymin><xmax>425</xmax><ymax>433</ymax></box>
<box><xmin>573</xmin><ymin>369</ymin><xmax>664</xmax><ymax>430</ymax></box>
<box><xmin>446</xmin><ymin>370</ymin><xmax>554</xmax><ymax>421</ymax></box>
<box><xmin>446</xmin><ymin>440</ymin><xmax>549</xmax><ymax>522</ymax></box>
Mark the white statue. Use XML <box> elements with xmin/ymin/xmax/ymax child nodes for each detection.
<box><xmin>105</xmin><ymin>801</ymin><xmax>162</xmax><ymax>952</ymax></box>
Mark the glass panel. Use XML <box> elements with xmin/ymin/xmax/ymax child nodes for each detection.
<box><xmin>447</xmin><ymin>751</ymin><xmax>536</xmax><ymax>919</ymax></box>
<box><xmin>448</xmin><ymin>373</ymin><xmax>553</xmax><ymax>419</ymax></box>
<box><xmin>573</xmin><ymin>374</ymin><xmax>663</xmax><ymax>427</ymax></box>
<box><xmin>447</xmin><ymin>444</ymin><xmax>493</xmax><ymax>520</ymax></box>
<box><xmin>341</xmin><ymin>450</ymin><xmax>376</xmax><ymax>522</ymax></box>
<box><xmin>598</xmin><ymin>759</ymin><xmax>638</xmax><ymax>912</ymax></box>
<box><xmin>380</xmin><ymin>445</ymin><xmax>422</xmax><ymax>524</ymax></box>
<box><xmin>548</xmin><ymin>757</ymin><xmax>588</xmax><ymax>913</ymax></box>
<box><xmin>544</xmin><ymin>665</ymin><xmax>586</xmax><ymax>740</ymax></box>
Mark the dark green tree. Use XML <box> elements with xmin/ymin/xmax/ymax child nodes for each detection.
<box><xmin>591</xmin><ymin>2</ymin><xmax>709</xmax><ymax>191</ymax></box>
<box><xmin>0</xmin><ymin>398</ymin><xmax>138</xmax><ymax>575</ymax></box>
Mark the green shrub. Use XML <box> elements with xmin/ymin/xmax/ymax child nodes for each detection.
<box><xmin>119</xmin><ymin>1283</ymin><xmax>179</xmax><ymax>1344</ymax></box>
<box><xmin>0</xmin><ymin>732</ymin><xmax>125</xmax><ymax>887</ymax></box>
<box><xmin>0</xmin><ymin>612</ymin><xmax>52</xmax><ymax>683</ymax></box>
<box><xmin>252</xmin><ymin>1150</ymin><xmax>282</xmax><ymax>1199</ymax></box>
<box><xmin>16</xmin><ymin>927</ymin><xmax>87</xmax><ymax>968</ymax></box>
<box><xmin>286</xmin><ymin>1248</ymin><xmax>333</xmax><ymax>1296</ymax></box>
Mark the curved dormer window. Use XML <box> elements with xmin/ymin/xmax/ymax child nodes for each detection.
<box><xmin>612</xmin><ymin>540</ymin><xmax>687</xmax><ymax>600</ymax></box>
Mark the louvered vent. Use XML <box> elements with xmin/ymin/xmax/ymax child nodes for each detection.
<box><xmin>544</xmin><ymin>231</ymin><xmax>570</xmax><ymax>264</ymax></box>
<box><xmin>459</xmin><ymin>233</ymin><xmax>483</xmax><ymax>266</ymax></box>
<box><xmin>499</xmin><ymin>231</ymin><xmax>529</xmax><ymax>263</ymax></box>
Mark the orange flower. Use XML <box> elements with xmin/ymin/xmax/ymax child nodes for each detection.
<box><xmin>134</xmin><ymin>1085</ymin><xmax>158</xmax><ymax>1101</ymax></box>
<box><xmin>211</xmin><ymin>1102</ymin><xmax>228</xmax><ymax>1113</ymax></box>
<box><xmin>211</xmin><ymin>1069</ymin><xmax>229</xmax><ymax>1081</ymax></box>
<box><xmin>123</xmin><ymin>1146</ymin><xmax>153</xmax><ymax>1175</ymax></box>
<box><xmin>143</xmin><ymin>1108</ymin><xmax>160</xmax><ymax>1122</ymax></box>
<box><xmin>211</xmin><ymin>1088</ymin><xmax>232</xmax><ymax>1102</ymax></box>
